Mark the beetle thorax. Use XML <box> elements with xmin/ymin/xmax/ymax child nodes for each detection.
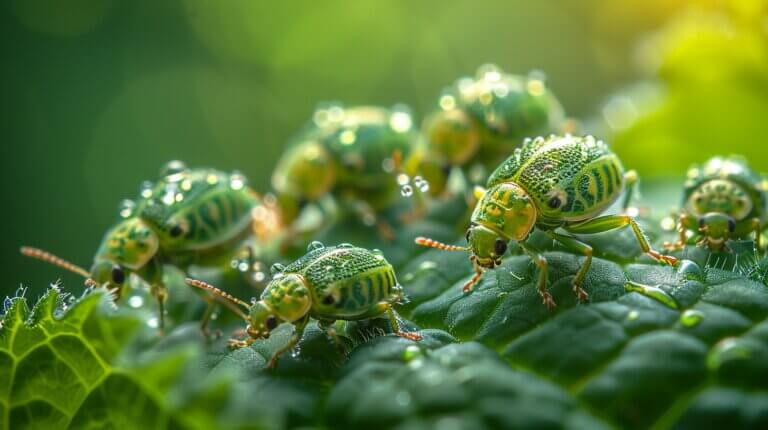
<box><xmin>471</xmin><ymin>182</ymin><xmax>537</xmax><ymax>241</ymax></box>
<box><xmin>262</xmin><ymin>273</ymin><xmax>312</xmax><ymax>323</ymax></box>
<box><xmin>686</xmin><ymin>179</ymin><xmax>752</xmax><ymax>221</ymax></box>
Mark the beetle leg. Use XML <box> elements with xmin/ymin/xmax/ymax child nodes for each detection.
<box><xmin>318</xmin><ymin>319</ymin><xmax>345</xmax><ymax>354</ymax></box>
<box><xmin>519</xmin><ymin>242</ymin><xmax>555</xmax><ymax>309</ymax></box>
<box><xmin>664</xmin><ymin>213</ymin><xmax>691</xmax><ymax>251</ymax></box>
<box><xmin>267</xmin><ymin>316</ymin><xmax>309</xmax><ymax>369</ymax></box>
<box><xmin>386</xmin><ymin>307</ymin><xmax>422</xmax><ymax>341</ymax></box>
<box><xmin>462</xmin><ymin>256</ymin><xmax>485</xmax><ymax>293</ymax></box>
<box><xmin>548</xmin><ymin>232</ymin><xmax>592</xmax><ymax>302</ymax></box>
<box><xmin>149</xmin><ymin>282</ymin><xmax>168</xmax><ymax>335</ymax></box>
<box><xmin>565</xmin><ymin>215</ymin><xmax>678</xmax><ymax>266</ymax></box>
<box><xmin>621</xmin><ymin>170</ymin><xmax>638</xmax><ymax>212</ymax></box>
<box><xmin>752</xmin><ymin>217</ymin><xmax>763</xmax><ymax>254</ymax></box>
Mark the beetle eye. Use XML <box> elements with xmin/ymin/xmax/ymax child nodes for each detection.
<box><xmin>111</xmin><ymin>265</ymin><xmax>126</xmax><ymax>284</ymax></box>
<box><xmin>322</xmin><ymin>295</ymin><xmax>336</xmax><ymax>305</ymax></box>
<box><xmin>548</xmin><ymin>196</ymin><xmax>562</xmax><ymax>209</ymax></box>
<box><xmin>265</xmin><ymin>316</ymin><xmax>278</xmax><ymax>330</ymax></box>
<box><xmin>728</xmin><ymin>219</ymin><xmax>736</xmax><ymax>232</ymax></box>
<box><xmin>494</xmin><ymin>239</ymin><xmax>508</xmax><ymax>256</ymax></box>
<box><xmin>698</xmin><ymin>217</ymin><xmax>706</xmax><ymax>229</ymax></box>
<box><xmin>169</xmin><ymin>224</ymin><xmax>184</xmax><ymax>238</ymax></box>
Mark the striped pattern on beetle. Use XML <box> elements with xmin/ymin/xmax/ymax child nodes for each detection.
<box><xmin>417</xmin><ymin>134</ymin><xmax>677</xmax><ymax>310</ymax></box>
<box><xmin>21</xmin><ymin>161</ymin><xmax>264</xmax><ymax>333</ymax></box>
<box><xmin>186</xmin><ymin>242</ymin><xmax>421</xmax><ymax>369</ymax></box>
<box><xmin>665</xmin><ymin>156</ymin><xmax>767</xmax><ymax>252</ymax></box>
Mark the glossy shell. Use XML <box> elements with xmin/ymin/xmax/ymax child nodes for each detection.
<box><xmin>436</xmin><ymin>65</ymin><xmax>564</xmax><ymax>156</ymax></box>
<box><xmin>272</xmin><ymin>105</ymin><xmax>418</xmax><ymax>207</ymax></box>
<box><xmin>135</xmin><ymin>163</ymin><xmax>259</xmax><ymax>252</ymax></box>
<box><xmin>487</xmin><ymin>135</ymin><xmax>626</xmax><ymax>225</ymax></box>
<box><xmin>268</xmin><ymin>244</ymin><xmax>402</xmax><ymax>320</ymax></box>
<box><xmin>682</xmin><ymin>156</ymin><xmax>766</xmax><ymax>226</ymax></box>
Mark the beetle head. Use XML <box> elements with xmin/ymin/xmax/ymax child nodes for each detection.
<box><xmin>465</xmin><ymin>224</ymin><xmax>509</xmax><ymax>268</ymax></box>
<box><xmin>696</xmin><ymin>212</ymin><xmax>736</xmax><ymax>251</ymax></box>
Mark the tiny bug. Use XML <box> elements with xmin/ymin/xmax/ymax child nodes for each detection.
<box><xmin>22</xmin><ymin>161</ymin><xmax>269</xmax><ymax>333</ymax></box>
<box><xmin>414</xmin><ymin>65</ymin><xmax>566</xmax><ymax>195</ymax></box>
<box><xmin>272</xmin><ymin>104</ymin><xmax>418</xmax><ymax>238</ymax></box>
<box><xmin>416</xmin><ymin>134</ymin><xmax>677</xmax><ymax>309</ymax></box>
<box><xmin>664</xmin><ymin>156</ymin><xmax>767</xmax><ymax>253</ymax></box>
<box><xmin>186</xmin><ymin>241</ymin><xmax>421</xmax><ymax>368</ymax></box>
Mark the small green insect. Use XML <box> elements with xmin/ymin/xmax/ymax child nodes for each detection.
<box><xmin>186</xmin><ymin>242</ymin><xmax>421</xmax><ymax>368</ymax></box>
<box><xmin>416</xmin><ymin>134</ymin><xmax>678</xmax><ymax>309</ymax></box>
<box><xmin>22</xmin><ymin>161</ymin><xmax>267</xmax><ymax>332</ymax></box>
<box><xmin>411</xmin><ymin>65</ymin><xmax>566</xmax><ymax>195</ymax></box>
<box><xmin>272</xmin><ymin>104</ymin><xmax>418</xmax><ymax>237</ymax></box>
<box><xmin>664</xmin><ymin>156</ymin><xmax>767</xmax><ymax>252</ymax></box>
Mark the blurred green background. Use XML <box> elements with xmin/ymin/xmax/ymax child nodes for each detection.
<box><xmin>3</xmin><ymin>0</ymin><xmax>767</xmax><ymax>298</ymax></box>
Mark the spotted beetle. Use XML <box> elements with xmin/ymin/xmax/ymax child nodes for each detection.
<box><xmin>664</xmin><ymin>156</ymin><xmax>767</xmax><ymax>253</ymax></box>
<box><xmin>21</xmin><ymin>161</ymin><xmax>272</xmax><ymax>333</ymax></box>
<box><xmin>272</xmin><ymin>104</ymin><xmax>418</xmax><ymax>238</ymax></box>
<box><xmin>416</xmin><ymin>134</ymin><xmax>677</xmax><ymax>309</ymax></box>
<box><xmin>186</xmin><ymin>241</ymin><xmax>421</xmax><ymax>368</ymax></box>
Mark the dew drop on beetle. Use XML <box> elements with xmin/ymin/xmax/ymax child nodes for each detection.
<box><xmin>161</xmin><ymin>160</ymin><xmax>186</xmax><ymax>177</ymax></box>
<box><xmin>307</xmin><ymin>241</ymin><xmax>325</xmax><ymax>251</ymax></box>
<box><xmin>401</xmin><ymin>184</ymin><xmax>414</xmax><ymax>197</ymax></box>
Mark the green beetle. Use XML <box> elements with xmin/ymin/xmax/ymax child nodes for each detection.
<box><xmin>416</xmin><ymin>134</ymin><xmax>678</xmax><ymax>309</ymax></box>
<box><xmin>412</xmin><ymin>65</ymin><xmax>566</xmax><ymax>195</ymax></box>
<box><xmin>664</xmin><ymin>156</ymin><xmax>767</xmax><ymax>252</ymax></box>
<box><xmin>22</xmin><ymin>161</ymin><xmax>269</xmax><ymax>332</ymax></box>
<box><xmin>272</xmin><ymin>104</ymin><xmax>418</xmax><ymax>236</ymax></box>
<box><xmin>186</xmin><ymin>242</ymin><xmax>421</xmax><ymax>368</ymax></box>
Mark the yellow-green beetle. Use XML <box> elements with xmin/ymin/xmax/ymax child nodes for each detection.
<box><xmin>186</xmin><ymin>242</ymin><xmax>421</xmax><ymax>368</ymax></box>
<box><xmin>416</xmin><ymin>135</ymin><xmax>677</xmax><ymax>309</ymax></box>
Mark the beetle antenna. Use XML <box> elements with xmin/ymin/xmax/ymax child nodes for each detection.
<box><xmin>414</xmin><ymin>237</ymin><xmax>468</xmax><ymax>252</ymax></box>
<box><xmin>21</xmin><ymin>247</ymin><xmax>97</xmax><ymax>286</ymax></box>
<box><xmin>185</xmin><ymin>278</ymin><xmax>251</xmax><ymax>319</ymax></box>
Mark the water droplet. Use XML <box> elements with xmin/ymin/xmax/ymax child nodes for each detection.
<box><xmin>395</xmin><ymin>390</ymin><xmax>412</xmax><ymax>406</ymax></box>
<box><xmin>290</xmin><ymin>345</ymin><xmax>301</xmax><ymax>358</ymax></box>
<box><xmin>533</xmin><ymin>136</ymin><xmax>545</xmax><ymax>145</ymax></box>
<box><xmin>660</xmin><ymin>216</ymin><xmax>677</xmax><ymax>231</ymax></box>
<box><xmin>413</xmin><ymin>176</ymin><xmax>430</xmax><ymax>193</ymax></box>
<box><xmin>210</xmin><ymin>312</ymin><xmax>218</xmax><ymax>320</ymax></box>
<box><xmin>401</xmin><ymin>185</ymin><xmax>414</xmax><ymax>197</ymax></box>
<box><xmin>626</xmin><ymin>310</ymin><xmax>639</xmax><ymax>321</ymax></box>
<box><xmin>3</xmin><ymin>297</ymin><xmax>13</xmax><ymax>312</ymax></box>
<box><xmin>477</xmin><ymin>63</ymin><xmax>502</xmax><ymax>82</ymax></box>
<box><xmin>128</xmin><ymin>296</ymin><xmax>144</xmax><ymax>308</ymax></box>
<box><xmin>625</xmin><ymin>207</ymin><xmax>640</xmax><ymax>217</ymax></box>
<box><xmin>180</xmin><ymin>179</ymin><xmax>192</xmax><ymax>191</ymax></box>
<box><xmin>161</xmin><ymin>160</ymin><xmax>186</xmax><ymax>177</ymax></box>
<box><xmin>230</xmin><ymin>172</ymin><xmax>245</xmax><ymax>190</ymax></box>
<box><xmin>389</xmin><ymin>111</ymin><xmax>412</xmax><ymax>133</ymax></box>
<box><xmin>307</xmin><ymin>241</ymin><xmax>325</xmax><ymax>252</ymax></box>
<box><xmin>250</xmin><ymin>297</ymin><xmax>258</xmax><ymax>305</ymax></box>
<box><xmin>253</xmin><ymin>272</ymin><xmax>266</xmax><ymax>283</ymax></box>
<box><xmin>270</xmin><ymin>263</ymin><xmax>286</xmax><ymax>275</ymax></box>
<box><xmin>338</xmin><ymin>243</ymin><xmax>354</xmax><ymax>248</ymax></box>
<box><xmin>707</xmin><ymin>337</ymin><xmax>752</xmax><ymax>370</ymax></box>
<box><xmin>231</xmin><ymin>260</ymin><xmax>239</xmax><ymax>269</ymax></box>
<box><xmin>396</xmin><ymin>173</ymin><xmax>410</xmax><ymax>186</ymax></box>
<box><xmin>118</xmin><ymin>199</ymin><xmax>136</xmax><ymax>218</ymax></box>
<box><xmin>238</xmin><ymin>262</ymin><xmax>249</xmax><ymax>272</ymax></box>
<box><xmin>677</xmin><ymin>260</ymin><xmax>704</xmax><ymax>281</ymax></box>
<box><xmin>680</xmin><ymin>309</ymin><xmax>704</xmax><ymax>327</ymax></box>
<box><xmin>439</xmin><ymin>94</ymin><xmax>456</xmax><ymax>111</ymax></box>
<box><xmin>147</xmin><ymin>317</ymin><xmax>159</xmax><ymax>328</ymax></box>
<box><xmin>140</xmin><ymin>181</ymin><xmax>154</xmax><ymax>198</ymax></box>
<box><xmin>624</xmin><ymin>281</ymin><xmax>678</xmax><ymax>309</ymax></box>
<box><xmin>162</xmin><ymin>192</ymin><xmax>175</xmax><ymax>206</ymax></box>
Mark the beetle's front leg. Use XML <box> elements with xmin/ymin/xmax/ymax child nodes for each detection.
<box><xmin>519</xmin><ymin>241</ymin><xmax>555</xmax><ymax>309</ymax></box>
<box><xmin>664</xmin><ymin>213</ymin><xmax>691</xmax><ymax>251</ymax></box>
<box><xmin>268</xmin><ymin>316</ymin><xmax>309</xmax><ymax>369</ymax></box>
<box><xmin>566</xmin><ymin>215</ymin><xmax>678</xmax><ymax>266</ymax></box>
<box><xmin>548</xmin><ymin>232</ymin><xmax>592</xmax><ymax>302</ymax></box>
<box><xmin>149</xmin><ymin>282</ymin><xmax>168</xmax><ymax>335</ymax></box>
<box><xmin>386</xmin><ymin>307</ymin><xmax>422</xmax><ymax>341</ymax></box>
<box><xmin>751</xmin><ymin>217</ymin><xmax>763</xmax><ymax>254</ymax></box>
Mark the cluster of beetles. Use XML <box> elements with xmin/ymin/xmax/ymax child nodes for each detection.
<box><xmin>22</xmin><ymin>65</ymin><xmax>767</xmax><ymax>368</ymax></box>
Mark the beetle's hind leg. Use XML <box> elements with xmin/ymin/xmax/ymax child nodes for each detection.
<box><xmin>318</xmin><ymin>319</ymin><xmax>346</xmax><ymax>355</ymax></box>
<box><xmin>566</xmin><ymin>215</ymin><xmax>678</xmax><ymax>266</ymax></box>
<box><xmin>386</xmin><ymin>307</ymin><xmax>422</xmax><ymax>341</ymax></box>
<box><xmin>519</xmin><ymin>242</ymin><xmax>555</xmax><ymax>309</ymax></box>
<box><xmin>548</xmin><ymin>232</ymin><xmax>592</xmax><ymax>302</ymax></box>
